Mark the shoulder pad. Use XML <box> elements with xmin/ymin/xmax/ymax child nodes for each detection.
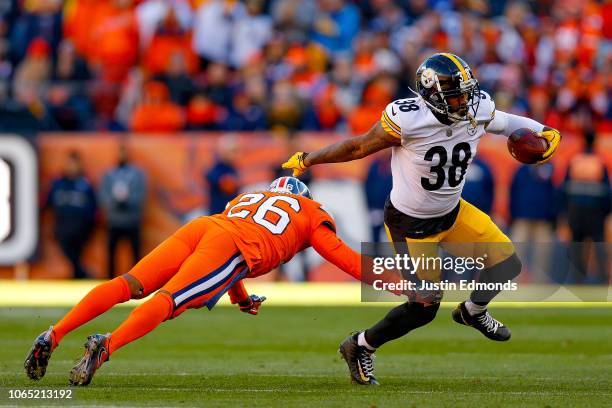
<box><xmin>318</xmin><ymin>204</ymin><xmax>333</xmax><ymax>218</ymax></box>
<box><xmin>316</xmin><ymin>204</ymin><xmax>336</xmax><ymax>231</ymax></box>
<box><xmin>380</xmin><ymin>101</ymin><xmax>403</xmax><ymax>139</ymax></box>
<box><xmin>475</xmin><ymin>90</ymin><xmax>496</xmax><ymax>125</ymax></box>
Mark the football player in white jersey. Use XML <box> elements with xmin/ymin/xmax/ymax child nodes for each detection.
<box><xmin>283</xmin><ymin>53</ymin><xmax>561</xmax><ymax>385</ymax></box>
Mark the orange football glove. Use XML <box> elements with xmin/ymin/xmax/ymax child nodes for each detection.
<box><xmin>238</xmin><ymin>294</ymin><xmax>266</xmax><ymax>315</ymax></box>
<box><xmin>281</xmin><ymin>152</ymin><xmax>309</xmax><ymax>177</ymax></box>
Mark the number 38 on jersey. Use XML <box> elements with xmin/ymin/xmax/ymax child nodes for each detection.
<box><xmin>381</xmin><ymin>90</ymin><xmax>494</xmax><ymax>218</ymax></box>
<box><xmin>420</xmin><ymin>142</ymin><xmax>472</xmax><ymax>191</ymax></box>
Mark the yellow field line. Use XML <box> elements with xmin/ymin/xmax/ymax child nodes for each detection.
<box><xmin>0</xmin><ymin>281</ymin><xmax>610</xmax><ymax>307</ymax></box>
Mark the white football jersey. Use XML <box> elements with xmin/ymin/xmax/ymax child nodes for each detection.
<box><xmin>380</xmin><ymin>91</ymin><xmax>496</xmax><ymax>218</ymax></box>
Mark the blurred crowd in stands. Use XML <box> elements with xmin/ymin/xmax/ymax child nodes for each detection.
<box><xmin>46</xmin><ymin>137</ymin><xmax>610</xmax><ymax>283</ymax></box>
<box><xmin>0</xmin><ymin>0</ymin><xmax>609</xmax><ymax>137</ymax></box>
<box><xmin>5</xmin><ymin>0</ymin><xmax>608</xmax><ymax>282</ymax></box>
<box><xmin>46</xmin><ymin>147</ymin><xmax>147</xmax><ymax>279</ymax></box>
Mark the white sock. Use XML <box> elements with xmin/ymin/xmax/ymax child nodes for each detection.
<box><xmin>464</xmin><ymin>300</ymin><xmax>487</xmax><ymax>316</ymax></box>
<box><xmin>357</xmin><ymin>331</ymin><xmax>376</xmax><ymax>352</ymax></box>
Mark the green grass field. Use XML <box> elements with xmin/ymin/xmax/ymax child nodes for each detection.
<box><xmin>0</xmin><ymin>306</ymin><xmax>611</xmax><ymax>407</ymax></box>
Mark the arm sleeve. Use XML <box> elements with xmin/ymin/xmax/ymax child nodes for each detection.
<box><xmin>486</xmin><ymin>110</ymin><xmax>545</xmax><ymax>136</ymax></box>
<box><xmin>311</xmin><ymin>224</ymin><xmax>361</xmax><ymax>280</ymax></box>
<box><xmin>227</xmin><ymin>280</ymin><xmax>249</xmax><ymax>304</ymax></box>
<box><xmin>310</xmin><ymin>225</ymin><xmax>404</xmax><ymax>295</ymax></box>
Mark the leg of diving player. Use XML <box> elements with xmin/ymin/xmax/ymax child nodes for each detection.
<box><xmin>68</xmin><ymin>219</ymin><xmax>249</xmax><ymax>386</ymax></box>
<box><xmin>25</xmin><ymin>217</ymin><xmax>220</xmax><ymax>381</ymax></box>
<box><xmin>23</xmin><ymin>228</ymin><xmax>195</xmax><ymax>381</ymax></box>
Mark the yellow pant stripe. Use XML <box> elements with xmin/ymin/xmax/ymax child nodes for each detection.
<box><xmin>384</xmin><ymin>223</ymin><xmax>394</xmax><ymax>243</ymax></box>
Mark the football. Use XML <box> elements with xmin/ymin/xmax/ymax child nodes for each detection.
<box><xmin>507</xmin><ymin>128</ymin><xmax>548</xmax><ymax>164</ymax></box>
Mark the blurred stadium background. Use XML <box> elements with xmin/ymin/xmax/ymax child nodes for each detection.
<box><xmin>0</xmin><ymin>1</ymin><xmax>610</xmax><ymax>406</ymax></box>
<box><xmin>0</xmin><ymin>0</ymin><xmax>609</xmax><ymax>285</ymax></box>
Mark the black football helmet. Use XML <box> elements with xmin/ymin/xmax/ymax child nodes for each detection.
<box><xmin>414</xmin><ymin>53</ymin><xmax>481</xmax><ymax>123</ymax></box>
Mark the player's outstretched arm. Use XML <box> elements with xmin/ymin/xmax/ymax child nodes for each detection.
<box><xmin>486</xmin><ymin>110</ymin><xmax>561</xmax><ymax>163</ymax></box>
<box><xmin>228</xmin><ymin>280</ymin><xmax>250</xmax><ymax>304</ymax></box>
<box><xmin>282</xmin><ymin>123</ymin><xmax>400</xmax><ymax>176</ymax></box>
<box><xmin>228</xmin><ymin>280</ymin><xmax>266</xmax><ymax>315</ymax></box>
<box><xmin>310</xmin><ymin>224</ymin><xmax>403</xmax><ymax>295</ymax></box>
<box><xmin>238</xmin><ymin>295</ymin><xmax>266</xmax><ymax>315</ymax></box>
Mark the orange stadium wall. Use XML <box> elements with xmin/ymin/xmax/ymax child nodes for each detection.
<box><xmin>1</xmin><ymin>132</ymin><xmax>610</xmax><ymax>280</ymax></box>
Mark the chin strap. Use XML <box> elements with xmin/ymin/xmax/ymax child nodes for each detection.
<box><xmin>468</xmin><ymin>114</ymin><xmax>477</xmax><ymax>128</ymax></box>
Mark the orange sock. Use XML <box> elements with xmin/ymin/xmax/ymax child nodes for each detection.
<box><xmin>53</xmin><ymin>277</ymin><xmax>131</xmax><ymax>344</ymax></box>
<box><xmin>109</xmin><ymin>293</ymin><xmax>173</xmax><ymax>355</ymax></box>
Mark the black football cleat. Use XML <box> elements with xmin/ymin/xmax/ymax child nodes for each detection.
<box><xmin>24</xmin><ymin>326</ymin><xmax>57</xmax><ymax>380</ymax></box>
<box><xmin>452</xmin><ymin>301</ymin><xmax>511</xmax><ymax>341</ymax></box>
<box><xmin>69</xmin><ymin>334</ymin><xmax>110</xmax><ymax>386</ymax></box>
<box><xmin>338</xmin><ymin>333</ymin><xmax>380</xmax><ymax>385</ymax></box>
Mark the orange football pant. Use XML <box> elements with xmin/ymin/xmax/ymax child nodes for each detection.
<box><xmin>53</xmin><ymin>217</ymin><xmax>248</xmax><ymax>355</ymax></box>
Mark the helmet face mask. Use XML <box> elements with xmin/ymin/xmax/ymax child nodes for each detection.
<box><xmin>415</xmin><ymin>53</ymin><xmax>481</xmax><ymax>124</ymax></box>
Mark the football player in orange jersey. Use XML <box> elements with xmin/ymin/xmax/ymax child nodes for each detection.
<box><xmin>25</xmin><ymin>177</ymin><xmax>399</xmax><ymax>386</ymax></box>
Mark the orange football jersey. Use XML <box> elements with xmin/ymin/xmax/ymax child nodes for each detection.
<box><xmin>209</xmin><ymin>191</ymin><xmax>336</xmax><ymax>277</ymax></box>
